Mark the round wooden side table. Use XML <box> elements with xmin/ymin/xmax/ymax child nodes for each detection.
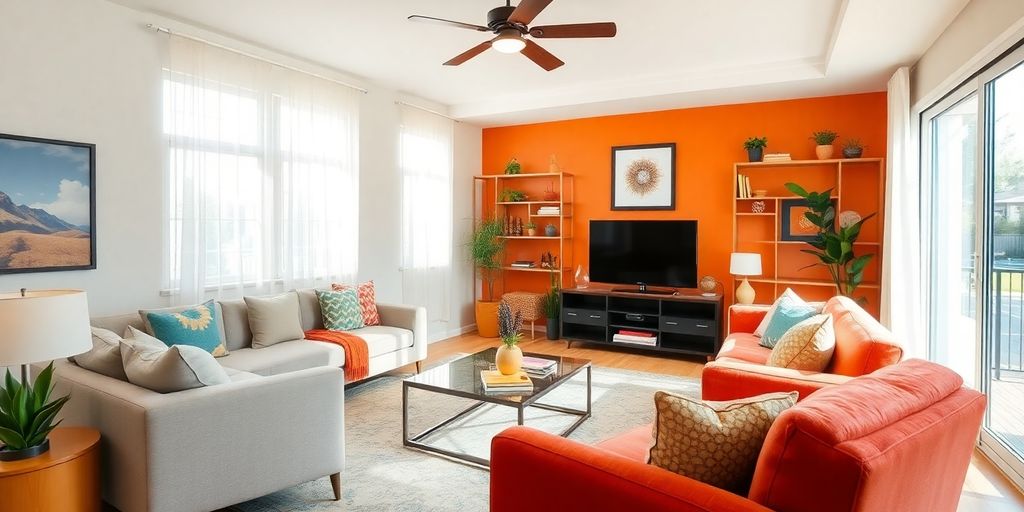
<box><xmin>0</xmin><ymin>427</ymin><xmax>101</xmax><ymax>512</ymax></box>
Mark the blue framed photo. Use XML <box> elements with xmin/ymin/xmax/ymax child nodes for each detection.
<box><xmin>780</xmin><ymin>198</ymin><xmax>835</xmax><ymax>242</ymax></box>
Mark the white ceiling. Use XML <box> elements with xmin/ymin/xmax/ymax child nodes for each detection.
<box><xmin>112</xmin><ymin>0</ymin><xmax>969</xmax><ymax>126</ymax></box>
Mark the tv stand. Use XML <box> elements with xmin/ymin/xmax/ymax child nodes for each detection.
<box><xmin>560</xmin><ymin>287</ymin><xmax>723</xmax><ymax>358</ymax></box>
<box><xmin>610</xmin><ymin>284</ymin><xmax>678</xmax><ymax>296</ymax></box>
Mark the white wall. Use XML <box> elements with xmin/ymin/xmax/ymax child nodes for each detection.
<box><xmin>0</xmin><ymin>0</ymin><xmax>480</xmax><ymax>338</ymax></box>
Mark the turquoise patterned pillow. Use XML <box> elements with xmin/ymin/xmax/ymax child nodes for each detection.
<box><xmin>759</xmin><ymin>296</ymin><xmax>818</xmax><ymax>349</ymax></box>
<box><xmin>317</xmin><ymin>289</ymin><xmax>365</xmax><ymax>331</ymax></box>
<box><xmin>145</xmin><ymin>300</ymin><xmax>229</xmax><ymax>357</ymax></box>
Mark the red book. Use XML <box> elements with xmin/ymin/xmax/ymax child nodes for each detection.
<box><xmin>618</xmin><ymin>329</ymin><xmax>655</xmax><ymax>338</ymax></box>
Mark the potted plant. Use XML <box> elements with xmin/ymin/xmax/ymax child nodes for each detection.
<box><xmin>543</xmin><ymin>268</ymin><xmax>561</xmax><ymax>340</ymax></box>
<box><xmin>0</xmin><ymin>363</ymin><xmax>69</xmax><ymax>461</ymax></box>
<box><xmin>810</xmin><ymin>130</ymin><xmax>838</xmax><ymax>160</ymax></box>
<box><xmin>500</xmin><ymin>189</ymin><xmax>527</xmax><ymax>202</ymax></box>
<box><xmin>505</xmin><ymin>158</ymin><xmax>521</xmax><ymax>175</ymax></box>
<box><xmin>842</xmin><ymin>139</ymin><xmax>864</xmax><ymax>159</ymax></box>
<box><xmin>743</xmin><ymin>136</ymin><xmax>767</xmax><ymax>162</ymax></box>
<box><xmin>785</xmin><ymin>182</ymin><xmax>876</xmax><ymax>301</ymax></box>
<box><xmin>470</xmin><ymin>218</ymin><xmax>505</xmax><ymax>337</ymax></box>
<box><xmin>496</xmin><ymin>301</ymin><xmax>524</xmax><ymax>375</ymax></box>
<box><xmin>525</xmin><ymin>221</ymin><xmax>537</xmax><ymax>236</ymax></box>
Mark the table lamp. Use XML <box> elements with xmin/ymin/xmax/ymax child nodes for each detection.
<box><xmin>0</xmin><ymin>289</ymin><xmax>91</xmax><ymax>460</ymax></box>
<box><xmin>730</xmin><ymin>253</ymin><xmax>762</xmax><ymax>305</ymax></box>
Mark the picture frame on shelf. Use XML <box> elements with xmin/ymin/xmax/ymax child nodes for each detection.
<box><xmin>610</xmin><ymin>143</ymin><xmax>675</xmax><ymax>210</ymax></box>
<box><xmin>780</xmin><ymin>198</ymin><xmax>836</xmax><ymax>241</ymax></box>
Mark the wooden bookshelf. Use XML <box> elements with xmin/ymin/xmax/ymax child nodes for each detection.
<box><xmin>731</xmin><ymin>158</ymin><xmax>885</xmax><ymax>315</ymax></box>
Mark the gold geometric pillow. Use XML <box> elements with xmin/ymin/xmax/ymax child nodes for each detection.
<box><xmin>646</xmin><ymin>391</ymin><xmax>798</xmax><ymax>493</ymax></box>
<box><xmin>766</xmin><ymin>314</ymin><xmax>835</xmax><ymax>372</ymax></box>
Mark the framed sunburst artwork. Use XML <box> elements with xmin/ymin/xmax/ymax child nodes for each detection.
<box><xmin>611</xmin><ymin>143</ymin><xmax>676</xmax><ymax>210</ymax></box>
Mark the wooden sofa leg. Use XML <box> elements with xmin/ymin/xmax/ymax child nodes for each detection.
<box><xmin>415</xmin><ymin>361</ymin><xmax>423</xmax><ymax>374</ymax></box>
<box><xmin>330</xmin><ymin>472</ymin><xmax>342</xmax><ymax>501</ymax></box>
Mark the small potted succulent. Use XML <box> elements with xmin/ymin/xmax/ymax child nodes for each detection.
<box><xmin>743</xmin><ymin>136</ymin><xmax>767</xmax><ymax>162</ymax></box>
<box><xmin>504</xmin><ymin>158</ymin><xmax>521</xmax><ymax>175</ymax></box>
<box><xmin>842</xmin><ymin>139</ymin><xmax>864</xmax><ymax>159</ymax></box>
<box><xmin>0</xmin><ymin>363</ymin><xmax>69</xmax><ymax>461</ymax></box>
<box><xmin>495</xmin><ymin>301</ymin><xmax>524</xmax><ymax>375</ymax></box>
<box><xmin>525</xmin><ymin>221</ymin><xmax>537</xmax><ymax>236</ymax></box>
<box><xmin>811</xmin><ymin>130</ymin><xmax>838</xmax><ymax>160</ymax></box>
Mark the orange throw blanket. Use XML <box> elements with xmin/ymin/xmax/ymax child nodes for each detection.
<box><xmin>304</xmin><ymin>329</ymin><xmax>369</xmax><ymax>382</ymax></box>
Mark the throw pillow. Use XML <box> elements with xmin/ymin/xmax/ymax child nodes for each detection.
<box><xmin>244</xmin><ymin>292</ymin><xmax>305</xmax><ymax>348</ymax></box>
<box><xmin>647</xmin><ymin>391</ymin><xmax>798</xmax><ymax>493</ymax></box>
<box><xmin>767</xmin><ymin>314</ymin><xmax>836</xmax><ymax>372</ymax></box>
<box><xmin>755</xmin><ymin>288</ymin><xmax>815</xmax><ymax>338</ymax></box>
<box><xmin>331</xmin><ymin>281</ymin><xmax>380</xmax><ymax>326</ymax></box>
<box><xmin>759</xmin><ymin>294</ymin><xmax>818</xmax><ymax>349</ymax></box>
<box><xmin>317</xmin><ymin>288</ymin><xmax>365</xmax><ymax>331</ymax></box>
<box><xmin>120</xmin><ymin>327</ymin><xmax>230</xmax><ymax>393</ymax></box>
<box><xmin>68</xmin><ymin>327</ymin><xmax>129</xmax><ymax>381</ymax></box>
<box><xmin>143</xmin><ymin>300</ymin><xmax>229</xmax><ymax>357</ymax></box>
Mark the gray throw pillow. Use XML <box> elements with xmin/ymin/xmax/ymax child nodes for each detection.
<box><xmin>120</xmin><ymin>327</ymin><xmax>230</xmax><ymax>393</ymax></box>
<box><xmin>244</xmin><ymin>292</ymin><xmax>305</xmax><ymax>348</ymax></box>
<box><xmin>69</xmin><ymin>327</ymin><xmax>129</xmax><ymax>381</ymax></box>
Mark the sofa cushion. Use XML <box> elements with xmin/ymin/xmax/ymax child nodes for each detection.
<box><xmin>69</xmin><ymin>327</ymin><xmax>129</xmax><ymax>381</ymax></box>
<box><xmin>91</xmin><ymin>313</ymin><xmax>146</xmax><ymax>337</ymax></box>
<box><xmin>716</xmin><ymin>334</ymin><xmax>772</xmax><ymax>365</ymax></box>
<box><xmin>596</xmin><ymin>423</ymin><xmax>654</xmax><ymax>461</ymax></box>
<box><xmin>216</xmin><ymin>340</ymin><xmax>345</xmax><ymax>376</ymax></box>
<box><xmin>824</xmin><ymin>296</ymin><xmax>903</xmax><ymax>376</ymax></box>
<box><xmin>353</xmin><ymin>325</ymin><xmax>415</xmax><ymax>357</ymax></box>
<box><xmin>296</xmin><ymin>288</ymin><xmax>325</xmax><ymax>331</ymax></box>
<box><xmin>333</xmin><ymin>281</ymin><xmax>381</xmax><ymax>326</ymax></box>
<box><xmin>139</xmin><ymin>302</ymin><xmax>229</xmax><ymax>352</ymax></box>
<box><xmin>317</xmin><ymin>288</ymin><xmax>365</xmax><ymax>331</ymax></box>
<box><xmin>766</xmin><ymin>315</ymin><xmax>836</xmax><ymax>372</ymax></box>
<box><xmin>759</xmin><ymin>294</ymin><xmax>818</xmax><ymax>348</ymax></box>
<box><xmin>218</xmin><ymin>299</ymin><xmax>252</xmax><ymax>352</ymax></box>
<box><xmin>143</xmin><ymin>300</ymin><xmax>229</xmax><ymax>357</ymax></box>
<box><xmin>244</xmin><ymin>292</ymin><xmax>305</xmax><ymax>348</ymax></box>
<box><xmin>120</xmin><ymin>327</ymin><xmax>230</xmax><ymax>393</ymax></box>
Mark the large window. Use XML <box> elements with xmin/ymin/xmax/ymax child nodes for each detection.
<box><xmin>162</xmin><ymin>36</ymin><xmax>359</xmax><ymax>302</ymax></box>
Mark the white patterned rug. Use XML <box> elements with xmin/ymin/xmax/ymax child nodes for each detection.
<box><xmin>227</xmin><ymin>361</ymin><xmax>700</xmax><ymax>512</ymax></box>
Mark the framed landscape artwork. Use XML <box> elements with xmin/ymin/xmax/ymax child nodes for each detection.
<box><xmin>780</xmin><ymin>198</ymin><xmax>835</xmax><ymax>241</ymax></box>
<box><xmin>0</xmin><ymin>133</ymin><xmax>95</xmax><ymax>274</ymax></box>
<box><xmin>611</xmin><ymin>143</ymin><xmax>676</xmax><ymax>210</ymax></box>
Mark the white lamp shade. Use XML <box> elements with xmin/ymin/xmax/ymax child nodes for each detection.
<box><xmin>0</xmin><ymin>290</ymin><xmax>91</xmax><ymax>366</ymax></box>
<box><xmin>730</xmin><ymin>253</ymin><xmax>762</xmax><ymax>276</ymax></box>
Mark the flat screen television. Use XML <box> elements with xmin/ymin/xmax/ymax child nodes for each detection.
<box><xmin>589</xmin><ymin>220</ymin><xmax>697</xmax><ymax>289</ymax></box>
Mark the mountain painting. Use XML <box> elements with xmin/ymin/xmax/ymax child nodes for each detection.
<box><xmin>0</xmin><ymin>134</ymin><xmax>95</xmax><ymax>273</ymax></box>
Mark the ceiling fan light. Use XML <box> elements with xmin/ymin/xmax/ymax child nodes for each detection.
<box><xmin>492</xmin><ymin>30</ymin><xmax>526</xmax><ymax>54</ymax></box>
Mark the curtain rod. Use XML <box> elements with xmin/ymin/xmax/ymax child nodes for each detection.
<box><xmin>146</xmin><ymin>24</ymin><xmax>369</xmax><ymax>94</ymax></box>
<box><xmin>395</xmin><ymin>101</ymin><xmax>460</xmax><ymax>122</ymax></box>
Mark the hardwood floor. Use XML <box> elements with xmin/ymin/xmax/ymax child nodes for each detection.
<box><xmin>404</xmin><ymin>332</ymin><xmax>1024</xmax><ymax>512</ymax></box>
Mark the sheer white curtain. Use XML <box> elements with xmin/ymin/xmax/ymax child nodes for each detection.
<box><xmin>399</xmin><ymin>105</ymin><xmax>453</xmax><ymax>323</ymax></box>
<box><xmin>881</xmin><ymin>66</ymin><xmax>925</xmax><ymax>357</ymax></box>
<box><xmin>163</xmin><ymin>35</ymin><xmax>359</xmax><ymax>304</ymax></box>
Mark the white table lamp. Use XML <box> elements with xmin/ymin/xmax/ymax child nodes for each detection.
<box><xmin>0</xmin><ymin>289</ymin><xmax>91</xmax><ymax>382</ymax></box>
<box><xmin>730</xmin><ymin>253</ymin><xmax>762</xmax><ymax>305</ymax></box>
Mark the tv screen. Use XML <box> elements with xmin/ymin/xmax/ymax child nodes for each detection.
<box><xmin>589</xmin><ymin>220</ymin><xmax>697</xmax><ymax>288</ymax></box>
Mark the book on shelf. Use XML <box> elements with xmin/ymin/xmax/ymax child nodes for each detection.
<box><xmin>762</xmin><ymin>153</ymin><xmax>792</xmax><ymax>162</ymax></box>
<box><xmin>612</xmin><ymin>329</ymin><xmax>657</xmax><ymax>346</ymax></box>
<box><xmin>510</xmin><ymin>260</ymin><xmax>536</xmax><ymax>268</ymax></box>
<box><xmin>737</xmin><ymin>173</ymin><xmax>752</xmax><ymax>198</ymax></box>
<box><xmin>480</xmin><ymin>370</ymin><xmax>534</xmax><ymax>393</ymax></box>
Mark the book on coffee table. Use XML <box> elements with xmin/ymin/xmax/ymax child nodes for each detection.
<box><xmin>480</xmin><ymin>370</ymin><xmax>534</xmax><ymax>393</ymax></box>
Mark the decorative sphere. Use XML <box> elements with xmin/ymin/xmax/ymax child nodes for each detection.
<box><xmin>699</xmin><ymin>276</ymin><xmax>718</xmax><ymax>293</ymax></box>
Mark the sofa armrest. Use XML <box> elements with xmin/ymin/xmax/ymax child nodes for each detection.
<box><xmin>491</xmin><ymin>426</ymin><xmax>772</xmax><ymax>512</ymax></box>
<box><xmin>52</xmin><ymin>361</ymin><xmax>345</xmax><ymax>512</ymax></box>
<box><xmin>702</xmin><ymin>360</ymin><xmax>852</xmax><ymax>402</ymax></box>
<box><xmin>729</xmin><ymin>304</ymin><xmax>771</xmax><ymax>334</ymax></box>
<box><xmin>377</xmin><ymin>302</ymin><xmax>427</xmax><ymax>362</ymax></box>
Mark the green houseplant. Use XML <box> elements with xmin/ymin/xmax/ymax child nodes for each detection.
<box><xmin>811</xmin><ymin>130</ymin><xmax>839</xmax><ymax>160</ymax></box>
<box><xmin>525</xmin><ymin>221</ymin><xmax>537</xmax><ymax>236</ymax></box>
<box><xmin>500</xmin><ymin>189</ymin><xmax>527</xmax><ymax>202</ymax></box>
<box><xmin>543</xmin><ymin>268</ymin><xmax>561</xmax><ymax>340</ymax></box>
<box><xmin>743</xmin><ymin>136</ymin><xmax>768</xmax><ymax>162</ymax></box>
<box><xmin>0</xmin><ymin>363</ymin><xmax>69</xmax><ymax>461</ymax></box>
<box><xmin>495</xmin><ymin>301</ymin><xmax>524</xmax><ymax>375</ymax></box>
<box><xmin>785</xmin><ymin>182</ymin><xmax>876</xmax><ymax>300</ymax></box>
<box><xmin>470</xmin><ymin>218</ymin><xmax>506</xmax><ymax>337</ymax></box>
<box><xmin>504</xmin><ymin>158</ymin><xmax>521</xmax><ymax>175</ymax></box>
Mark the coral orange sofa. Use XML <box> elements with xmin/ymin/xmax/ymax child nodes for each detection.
<box><xmin>491</xmin><ymin>359</ymin><xmax>985</xmax><ymax>512</ymax></box>
<box><xmin>702</xmin><ymin>296</ymin><xmax>903</xmax><ymax>401</ymax></box>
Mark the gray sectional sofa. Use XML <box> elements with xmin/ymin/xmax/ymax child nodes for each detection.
<box><xmin>49</xmin><ymin>289</ymin><xmax>427</xmax><ymax>512</ymax></box>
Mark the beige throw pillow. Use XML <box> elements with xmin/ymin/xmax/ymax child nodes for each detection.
<box><xmin>244</xmin><ymin>292</ymin><xmax>305</xmax><ymax>348</ymax></box>
<box><xmin>120</xmin><ymin>327</ymin><xmax>230</xmax><ymax>393</ymax></box>
<box><xmin>647</xmin><ymin>391</ymin><xmax>797</xmax><ymax>493</ymax></box>
<box><xmin>766</xmin><ymin>314</ymin><xmax>836</xmax><ymax>372</ymax></box>
<box><xmin>69</xmin><ymin>327</ymin><xmax>129</xmax><ymax>381</ymax></box>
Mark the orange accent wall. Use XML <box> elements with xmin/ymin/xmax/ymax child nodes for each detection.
<box><xmin>481</xmin><ymin>92</ymin><xmax>888</xmax><ymax>305</ymax></box>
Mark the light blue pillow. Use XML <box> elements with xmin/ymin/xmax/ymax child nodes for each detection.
<box><xmin>317</xmin><ymin>288</ymin><xmax>364</xmax><ymax>331</ymax></box>
<box><xmin>760</xmin><ymin>296</ymin><xmax>818</xmax><ymax>349</ymax></box>
<box><xmin>145</xmin><ymin>300</ymin><xmax>229</xmax><ymax>357</ymax></box>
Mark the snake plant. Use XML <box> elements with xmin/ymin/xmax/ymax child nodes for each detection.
<box><xmin>0</xmin><ymin>363</ymin><xmax>69</xmax><ymax>452</ymax></box>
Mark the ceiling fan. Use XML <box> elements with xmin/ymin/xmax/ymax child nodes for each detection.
<box><xmin>408</xmin><ymin>0</ymin><xmax>617</xmax><ymax>71</ymax></box>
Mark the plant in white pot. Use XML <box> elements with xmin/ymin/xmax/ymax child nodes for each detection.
<box><xmin>496</xmin><ymin>301</ymin><xmax>524</xmax><ymax>375</ymax></box>
<box><xmin>811</xmin><ymin>130</ymin><xmax>838</xmax><ymax>160</ymax></box>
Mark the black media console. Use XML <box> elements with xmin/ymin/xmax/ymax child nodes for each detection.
<box><xmin>560</xmin><ymin>287</ymin><xmax>724</xmax><ymax>358</ymax></box>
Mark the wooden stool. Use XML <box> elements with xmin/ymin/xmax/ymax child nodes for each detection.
<box><xmin>502</xmin><ymin>292</ymin><xmax>545</xmax><ymax>339</ymax></box>
<box><xmin>0</xmin><ymin>427</ymin><xmax>101</xmax><ymax>512</ymax></box>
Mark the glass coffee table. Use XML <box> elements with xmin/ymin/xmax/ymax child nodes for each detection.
<box><xmin>402</xmin><ymin>347</ymin><xmax>592</xmax><ymax>468</ymax></box>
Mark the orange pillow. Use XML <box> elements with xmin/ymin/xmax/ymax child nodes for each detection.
<box><xmin>331</xmin><ymin>280</ymin><xmax>380</xmax><ymax>326</ymax></box>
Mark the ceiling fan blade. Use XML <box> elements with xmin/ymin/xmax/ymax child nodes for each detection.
<box><xmin>529</xmin><ymin>22</ymin><xmax>617</xmax><ymax>38</ymax></box>
<box><xmin>520</xmin><ymin>39</ymin><xmax>564</xmax><ymax>71</ymax></box>
<box><xmin>408</xmin><ymin>15</ymin><xmax>489</xmax><ymax>32</ymax></box>
<box><xmin>444</xmin><ymin>40</ymin><xmax>493</xmax><ymax>66</ymax></box>
<box><xmin>508</xmin><ymin>0</ymin><xmax>553</xmax><ymax>26</ymax></box>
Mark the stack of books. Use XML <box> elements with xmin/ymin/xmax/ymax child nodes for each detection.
<box><xmin>510</xmin><ymin>260</ymin><xmax>536</xmax><ymax>268</ymax></box>
<box><xmin>521</xmin><ymin>356</ymin><xmax>558</xmax><ymax>378</ymax></box>
<box><xmin>762</xmin><ymin>153</ymin><xmax>792</xmax><ymax>162</ymax></box>
<box><xmin>736</xmin><ymin>174</ymin><xmax>753</xmax><ymax>198</ymax></box>
<box><xmin>612</xmin><ymin>329</ymin><xmax>657</xmax><ymax>347</ymax></box>
<box><xmin>536</xmin><ymin>206</ymin><xmax>561</xmax><ymax>216</ymax></box>
<box><xmin>480</xmin><ymin>370</ymin><xmax>534</xmax><ymax>394</ymax></box>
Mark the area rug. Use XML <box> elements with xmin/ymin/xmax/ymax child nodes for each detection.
<box><xmin>227</xmin><ymin>362</ymin><xmax>700</xmax><ymax>512</ymax></box>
